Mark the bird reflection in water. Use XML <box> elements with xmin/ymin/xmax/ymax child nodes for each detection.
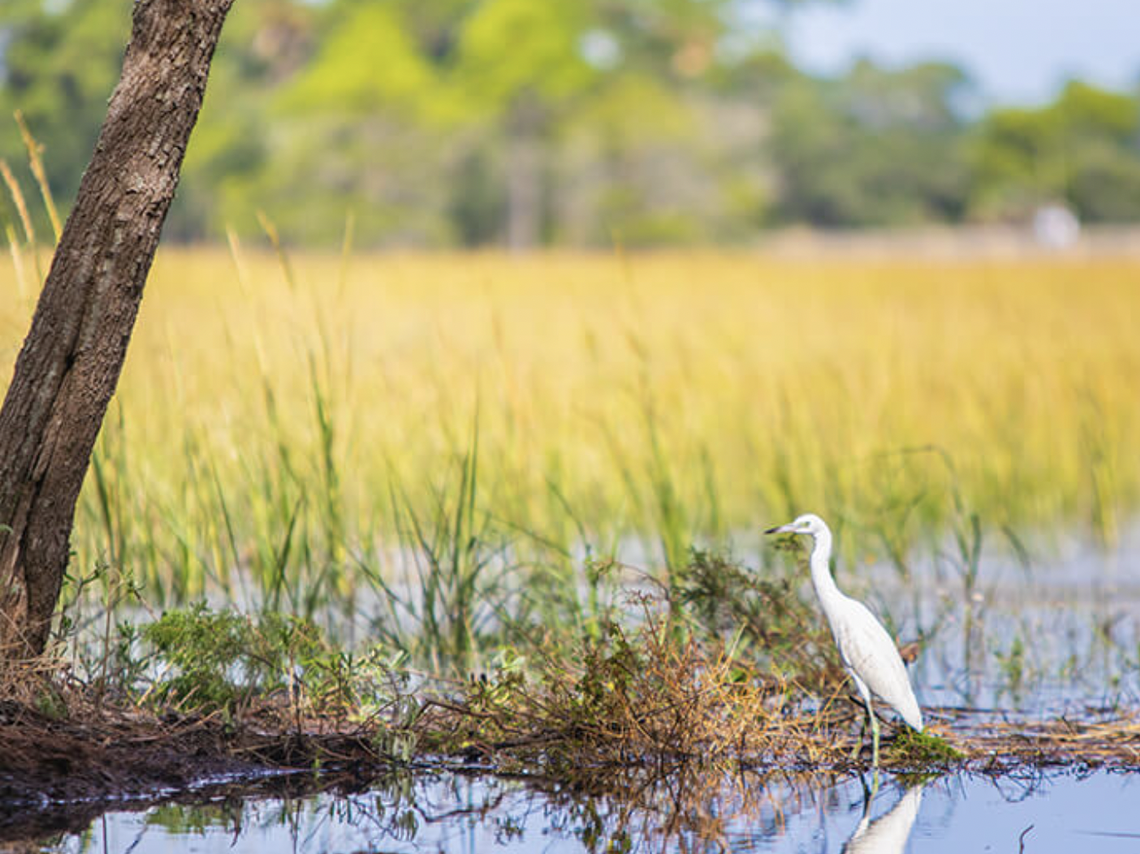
<box><xmin>843</xmin><ymin>780</ymin><xmax>925</xmax><ymax>854</ymax></box>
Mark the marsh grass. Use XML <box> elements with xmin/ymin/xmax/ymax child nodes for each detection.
<box><xmin>1</xmin><ymin>248</ymin><xmax>1126</xmax><ymax>637</ymax></box>
<box><xmin>0</xmin><ymin>244</ymin><xmax>1134</xmax><ymax>672</ymax></box>
<box><xmin>360</xmin><ymin>432</ymin><xmax>523</xmax><ymax>670</ymax></box>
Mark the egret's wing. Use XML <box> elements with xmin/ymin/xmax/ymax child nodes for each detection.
<box><xmin>831</xmin><ymin>598</ymin><xmax>923</xmax><ymax>731</ymax></box>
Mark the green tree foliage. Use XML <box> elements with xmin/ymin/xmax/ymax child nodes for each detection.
<box><xmin>3</xmin><ymin>0</ymin><xmax>1140</xmax><ymax>246</ymax></box>
<box><xmin>0</xmin><ymin>0</ymin><xmax>132</xmax><ymax>227</ymax></box>
<box><xmin>970</xmin><ymin>81</ymin><xmax>1140</xmax><ymax>222</ymax></box>
<box><xmin>768</xmin><ymin>60</ymin><xmax>971</xmax><ymax>226</ymax></box>
<box><xmin>197</xmin><ymin>1</ymin><xmax>460</xmax><ymax>244</ymax></box>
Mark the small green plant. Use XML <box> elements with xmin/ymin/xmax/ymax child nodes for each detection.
<box><xmin>304</xmin><ymin>645</ymin><xmax>410</xmax><ymax>722</ymax></box>
<box><xmin>33</xmin><ymin>684</ymin><xmax>69</xmax><ymax>721</ymax></box>
<box><xmin>676</xmin><ymin>547</ymin><xmax>840</xmax><ymax>691</ymax></box>
<box><xmin>995</xmin><ymin>634</ymin><xmax>1026</xmax><ymax>701</ymax></box>
<box><xmin>141</xmin><ymin>603</ymin><xmax>325</xmax><ymax>715</ymax></box>
<box><xmin>371</xmin><ymin>692</ymin><xmax>423</xmax><ymax>763</ymax></box>
<box><xmin>885</xmin><ymin>725</ymin><xmax>964</xmax><ymax>766</ymax></box>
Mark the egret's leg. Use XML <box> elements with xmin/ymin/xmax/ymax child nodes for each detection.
<box><xmin>849</xmin><ymin>672</ymin><xmax>875</xmax><ymax>764</ymax></box>
<box><xmin>857</xmin><ymin>767</ymin><xmax>881</xmax><ymax>807</ymax></box>
<box><xmin>849</xmin><ymin>710</ymin><xmax>867</xmax><ymax>759</ymax></box>
<box><xmin>869</xmin><ymin>704</ymin><xmax>882</xmax><ymax>768</ymax></box>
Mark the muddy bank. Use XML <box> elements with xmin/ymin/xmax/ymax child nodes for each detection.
<box><xmin>4</xmin><ymin>697</ymin><xmax>1138</xmax><ymax>810</ymax></box>
<box><xmin>0</xmin><ymin>698</ymin><xmax>399</xmax><ymax>842</ymax></box>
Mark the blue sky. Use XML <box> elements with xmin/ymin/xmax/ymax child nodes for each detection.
<box><xmin>780</xmin><ymin>0</ymin><xmax>1140</xmax><ymax>104</ymax></box>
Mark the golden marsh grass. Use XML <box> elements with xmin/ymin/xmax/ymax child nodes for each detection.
<box><xmin>1</xmin><ymin>248</ymin><xmax>1137</xmax><ymax>606</ymax></box>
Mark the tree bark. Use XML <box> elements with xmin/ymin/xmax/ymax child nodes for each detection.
<box><xmin>0</xmin><ymin>0</ymin><xmax>233</xmax><ymax>658</ymax></box>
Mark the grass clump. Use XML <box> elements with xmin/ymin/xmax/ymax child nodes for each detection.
<box><xmin>422</xmin><ymin>565</ymin><xmax>865</xmax><ymax>784</ymax></box>
<box><xmin>886</xmin><ymin>726</ymin><xmax>965</xmax><ymax>767</ymax></box>
<box><xmin>431</xmin><ymin>613</ymin><xmax>785</xmax><ymax>782</ymax></box>
<box><xmin>676</xmin><ymin>547</ymin><xmax>841</xmax><ymax>691</ymax></box>
<box><xmin>141</xmin><ymin>604</ymin><xmax>327</xmax><ymax>716</ymax></box>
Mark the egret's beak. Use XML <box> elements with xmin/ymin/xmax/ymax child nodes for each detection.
<box><xmin>764</xmin><ymin>522</ymin><xmax>795</xmax><ymax>535</ymax></box>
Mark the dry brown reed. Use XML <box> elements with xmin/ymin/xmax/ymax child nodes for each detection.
<box><xmin>958</xmin><ymin>713</ymin><xmax>1140</xmax><ymax>771</ymax></box>
<box><xmin>13</xmin><ymin>110</ymin><xmax>61</xmax><ymax>243</ymax></box>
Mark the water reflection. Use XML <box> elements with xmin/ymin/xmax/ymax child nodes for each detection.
<box><xmin>843</xmin><ymin>780</ymin><xmax>924</xmax><ymax>854</ymax></box>
<box><xmin>30</xmin><ymin>767</ymin><xmax>1140</xmax><ymax>853</ymax></box>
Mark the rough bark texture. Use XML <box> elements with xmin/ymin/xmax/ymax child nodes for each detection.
<box><xmin>0</xmin><ymin>0</ymin><xmax>233</xmax><ymax>657</ymax></box>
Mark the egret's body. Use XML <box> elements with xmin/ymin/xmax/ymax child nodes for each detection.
<box><xmin>765</xmin><ymin>513</ymin><xmax>922</xmax><ymax>767</ymax></box>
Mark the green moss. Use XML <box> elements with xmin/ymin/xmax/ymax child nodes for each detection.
<box><xmin>886</xmin><ymin>726</ymin><xmax>965</xmax><ymax>767</ymax></box>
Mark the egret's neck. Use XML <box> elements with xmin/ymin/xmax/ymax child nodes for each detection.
<box><xmin>808</xmin><ymin>527</ymin><xmax>843</xmax><ymax>606</ymax></box>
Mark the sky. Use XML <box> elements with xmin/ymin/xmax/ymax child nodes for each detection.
<box><xmin>780</xmin><ymin>0</ymin><xmax>1140</xmax><ymax>104</ymax></box>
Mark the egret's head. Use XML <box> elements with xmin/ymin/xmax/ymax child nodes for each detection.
<box><xmin>764</xmin><ymin>513</ymin><xmax>828</xmax><ymax>538</ymax></box>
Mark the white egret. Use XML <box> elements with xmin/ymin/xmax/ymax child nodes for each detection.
<box><xmin>764</xmin><ymin>513</ymin><xmax>923</xmax><ymax>767</ymax></box>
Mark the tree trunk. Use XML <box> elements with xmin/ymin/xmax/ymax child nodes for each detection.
<box><xmin>0</xmin><ymin>0</ymin><xmax>233</xmax><ymax>658</ymax></box>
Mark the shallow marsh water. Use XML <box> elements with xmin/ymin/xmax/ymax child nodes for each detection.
<box><xmin>21</xmin><ymin>526</ymin><xmax>1140</xmax><ymax>853</ymax></box>
<box><xmin>36</xmin><ymin>768</ymin><xmax>1140</xmax><ymax>853</ymax></box>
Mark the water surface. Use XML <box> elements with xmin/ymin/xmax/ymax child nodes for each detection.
<box><xmin>37</xmin><ymin>768</ymin><xmax>1140</xmax><ymax>853</ymax></box>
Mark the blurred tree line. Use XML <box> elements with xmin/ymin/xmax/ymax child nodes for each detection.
<box><xmin>2</xmin><ymin>0</ymin><xmax>1139</xmax><ymax>248</ymax></box>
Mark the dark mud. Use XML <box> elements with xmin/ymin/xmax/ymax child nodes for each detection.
<box><xmin>0</xmin><ymin>699</ymin><xmax>398</xmax><ymax>843</ymax></box>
